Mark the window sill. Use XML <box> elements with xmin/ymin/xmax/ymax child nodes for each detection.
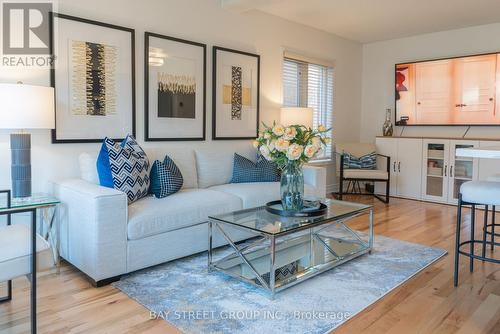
<box><xmin>307</xmin><ymin>158</ymin><xmax>334</xmax><ymax>165</ymax></box>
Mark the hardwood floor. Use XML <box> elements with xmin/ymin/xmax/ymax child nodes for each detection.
<box><xmin>0</xmin><ymin>196</ymin><xmax>499</xmax><ymax>333</ymax></box>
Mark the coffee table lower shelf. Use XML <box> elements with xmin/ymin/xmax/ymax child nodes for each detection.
<box><xmin>208</xmin><ymin>207</ymin><xmax>373</xmax><ymax>299</ymax></box>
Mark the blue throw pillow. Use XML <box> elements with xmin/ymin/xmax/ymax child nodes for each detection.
<box><xmin>149</xmin><ymin>155</ymin><xmax>183</xmax><ymax>198</ymax></box>
<box><xmin>96</xmin><ymin>135</ymin><xmax>150</xmax><ymax>203</ymax></box>
<box><xmin>343</xmin><ymin>151</ymin><xmax>376</xmax><ymax>170</ymax></box>
<box><xmin>231</xmin><ymin>153</ymin><xmax>280</xmax><ymax>183</ymax></box>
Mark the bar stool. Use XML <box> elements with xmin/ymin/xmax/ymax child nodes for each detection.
<box><xmin>454</xmin><ymin>181</ymin><xmax>500</xmax><ymax>286</ymax></box>
<box><xmin>486</xmin><ymin>174</ymin><xmax>500</xmax><ymax>252</ymax></box>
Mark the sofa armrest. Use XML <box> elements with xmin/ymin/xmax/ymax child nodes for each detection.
<box><xmin>52</xmin><ymin>179</ymin><xmax>128</xmax><ymax>282</ymax></box>
<box><xmin>303</xmin><ymin>165</ymin><xmax>327</xmax><ymax>199</ymax></box>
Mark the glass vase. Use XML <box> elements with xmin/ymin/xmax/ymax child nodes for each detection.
<box><xmin>280</xmin><ymin>161</ymin><xmax>304</xmax><ymax>212</ymax></box>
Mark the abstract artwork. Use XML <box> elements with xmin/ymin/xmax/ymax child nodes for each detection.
<box><xmin>70</xmin><ymin>40</ymin><xmax>117</xmax><ymax>116</ymax></box>
<box><xmin>230</xmin><ymin>66</ymin><xmax>242</xmax><ymax>119</ymax></box>
<box><xmin>213</xmin><ymin>46</ymin><xmax>260</xmax><ymax>139</ymax></box>
<box><xmin>51</xmin><ymin>13</ymin><xmax>135</xmax><ymax>143</ymax></box>
<box><xmin>145</xmin><ymin>32</ymin><xmax>206</xmax><ymax>141</ymax></box>
<box><xmin>221</xmin><ymin>66</ymin><xmax>253</xmax><ymax>120</ymax></box>
<box><xmin>157</xmin><ymin>73</ymin><xmax>196</xmax><ymax>119</ymax></box>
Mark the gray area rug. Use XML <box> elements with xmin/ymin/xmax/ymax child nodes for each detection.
<box><xmin>113</xmin><ymin>234</ymin><xmax>446</xmax><ymax>334</ymax></box>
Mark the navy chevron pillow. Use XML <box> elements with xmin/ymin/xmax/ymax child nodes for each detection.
<box><xmin>231</xmin><ymin>153</ymin><xmax>280</xmax><ymax>183</ymax></box>
<box><xmin>97</xmin><ymin>135</ymin><xmax>150</xmax><ymax>203</ymax></box>
<box><xmin>149</xmin><ymin>155</ymin><xmax>183</xmax><ymax>199</ymax></box>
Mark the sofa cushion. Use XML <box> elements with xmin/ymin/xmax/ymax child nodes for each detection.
<box><xmin>195</xmin><ymin>146</ymin><xmax>256</xmax><ymax>188</ymax></box>
<box><xmin>344</xmin><ymin>169</ymin><xmax>389</xmax><ymax>180</ymax></box>
<box><xmin>127</xmin><ymin>189</ymin><xmax>242</xmax><ymax>240</ymax></box>
<box><xmin>160</xmin><ymin>149</ymin><xmax>198</xmax><ymax>189</ymax></box>
<box><xmin>209</xmin><ymin>182</ymin><xmax>315</xmax><ymax>209</ymax></box>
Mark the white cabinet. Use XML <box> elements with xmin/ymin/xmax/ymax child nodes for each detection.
<box><xmin>375</xmin><ymin>137</ymin><xmax>422</xmax><ymax>199</ymax></box>
<box><xmin>396</xmin><ymin>139</ymin><xmax>423</xmax><ymax>199</ymax></box>
<box><xmin>421</xmin><ymin>139</ymin><xmax>479</xmax><ymax>204</ymax></box>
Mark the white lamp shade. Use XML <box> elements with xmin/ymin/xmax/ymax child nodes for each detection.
<box><xmin>280</xmin><ymin>107</ymin><xmax>313</xmax><ymax>128</ymax></box>
<box><xmin>0</xmin><ymin>83</ymin><xmax>55</xmax><ymax>129</ymax></box>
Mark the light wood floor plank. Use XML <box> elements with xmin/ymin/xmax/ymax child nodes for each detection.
<box><xmin>0</xmin><ymin>196</ymin><xmax>498</xmax><ymax>333</ymax></box>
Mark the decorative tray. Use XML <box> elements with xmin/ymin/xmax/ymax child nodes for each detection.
<box><xmin>265</xmin><ymin>200</ymin><xmax>328</xmax><ymax>217</ymax></box>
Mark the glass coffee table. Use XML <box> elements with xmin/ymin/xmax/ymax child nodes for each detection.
<box><xmin>208</xmin><ymin>199</ymin><xmax>373</xmax><ymax>298</ymax></box>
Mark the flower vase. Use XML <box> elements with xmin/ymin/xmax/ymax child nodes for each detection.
<box><xmin>280</xmin><ymin>161</ymin><xmax>304</xmax><ymax>211</ymax></box>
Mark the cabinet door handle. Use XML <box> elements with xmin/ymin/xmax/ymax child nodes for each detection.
<box><xmin>398</xmin><ymin>161</ymin><xmax>401</xmax><ymax>172</ymax></box>
<box><xmin>444</xmin><ymin>164</ymin><xmax>447</xmax><ymax>177</ymax></box>
<box><xmin>455</xmin><ymin>103</ymin><xmax>461</xmax><ymax>107</ymax></box>
<box><xmin>450</xmin><ymin>165</ymin><xmax>453</xmax><ymax>178</ymax></box>
<box><xmin>393</xmin><ymin>162</ymin><xmax>396</xmax><ymax>172</ymax></box>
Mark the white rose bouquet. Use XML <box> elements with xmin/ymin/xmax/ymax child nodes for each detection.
<box><xmin>253</xmin><ymin>122</ymin><xmax>331</xmax><ymax>169</ymax></box>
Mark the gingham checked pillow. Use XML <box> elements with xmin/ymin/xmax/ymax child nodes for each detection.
<box><xmin>230</xmin><ymin>153</ymin><xmax>280</xmax><ymax>183</ymax></box>
<box><xmin>149</xmin><ymin>155</ymin><xmax>183</xmax><ymax>198</ymax></box>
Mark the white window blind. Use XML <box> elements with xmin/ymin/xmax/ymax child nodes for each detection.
<box><xmin>283</xmin><ymin>57</ymin><xmax>333</xmax><ymax>159</ymax></box>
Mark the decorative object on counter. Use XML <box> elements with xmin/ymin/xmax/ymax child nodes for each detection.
<box><xmin>212</xmin><ymin>46</ymin><xmax>260</xmax><ymax>140</ymax></box>
<box><xmin>253</xmin><ymin>120</ymin><xmax>331</xmax><ymax>212</ymax></box>
<box><xmin>0</xmin><ymin>83</ymin><xmax>55</xmax><ymax>198</ymax></box>
<box><xmin>51</xmin><ymin>13</ymin><xmax>135</xmax><ymax>143</ymax></box>
<box><xmin>382</xmin><ymin>108</ymin><xmax>393</xmax><ymax>137</ymax></box>
<box><xmin>145</xmin><ymin>32</ymin><xmax>206</xmax><ymax>141</ymax></box>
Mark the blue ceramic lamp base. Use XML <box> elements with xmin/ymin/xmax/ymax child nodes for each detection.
<box><xmin>10</xmin><ymin>133</ymin><xmax>31</xmax><ymax>198</ymax></box>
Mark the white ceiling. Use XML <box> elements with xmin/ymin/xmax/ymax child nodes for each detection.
<box><xmin>222</xmin><ymin>0</ymin><xmax>500</xmax><ymax>43</ymax></box>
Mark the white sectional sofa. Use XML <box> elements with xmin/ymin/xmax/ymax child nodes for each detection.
<box><xmin>53</xmin><ymin>145</ymin><xmax>326</xmax><ymax>285</ymax></box>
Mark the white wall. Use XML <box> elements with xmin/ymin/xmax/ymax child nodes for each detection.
<box><xmin>0</xmin><ymin>0</ymin><xmax>363</xmax><ymax>194</ymax></box>
<box><xmin>361</xmin><ymin>23</ymin><xmax>500</xmax><ymax>143</ymax></box>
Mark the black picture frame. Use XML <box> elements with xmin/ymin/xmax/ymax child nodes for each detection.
<box><xmin>212</xmin><ymin>46</ymin><xmax>260</xmax><ymax>140</ymax></box>
<box><xmin>50</xmin><ymin>12</ymin><xmax>136</xmax><ymax>143</ymax></box>
<box><xmin>144</xmin><ymin>32</ymin><xmax>206</xmax><ymax>141</ymax></box>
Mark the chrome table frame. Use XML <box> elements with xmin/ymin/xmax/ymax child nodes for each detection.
<box><xmin>208</xmin><ymin>206</ymin><xmax>373</xmax><ymax>299</ymax></box>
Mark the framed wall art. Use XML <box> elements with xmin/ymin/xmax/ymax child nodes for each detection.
<box><xmin>50</xmin><ymin>13</ymin><xmax>136</xmax><ymax>143</ymax></box>
<box><xmin>212</xmin><ymin>46</ymin><xmax>260</xmax><ymax>140</ymax></box>
<box><xmin>145</xmin><ymin>32</ymin><xmax>206</xmax><ymax>141</ymax></box>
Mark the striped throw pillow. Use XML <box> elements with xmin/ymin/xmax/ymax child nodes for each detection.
<box><xmin>343</xmin><ymin>151</ymin><xmax>377</xmax><ymax>170</ymax></box>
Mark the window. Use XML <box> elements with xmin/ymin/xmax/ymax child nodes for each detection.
<box><xmin>283</xmin><ymin>57</ymin><xmax>333</xmax><ymax>159</ymax></box>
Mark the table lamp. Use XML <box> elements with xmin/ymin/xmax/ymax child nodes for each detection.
<box><xmin>0</xmin><ymin>83</ymin><xmax>55</xmax><ymax>198</ymax></box>
<box><xmin>280</xmin><ymin>107</ymin><xmax>314</xmax><ymax>128</ymax></box>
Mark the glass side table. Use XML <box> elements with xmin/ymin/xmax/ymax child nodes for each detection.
<box><xmin>0</xmin><ymin>190</ymin><xmax>60</xmax><ymax>334</ymax></box>
<box><xmin>7</xmin><ymin>192</ymin><xmax>61</xmax><ymax>271</ymax></box>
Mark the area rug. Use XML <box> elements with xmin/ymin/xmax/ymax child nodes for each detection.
<box><xmin>113</xmin><ymin>235</ymin><xmax>446</xmax><ymax>334</ymax></box>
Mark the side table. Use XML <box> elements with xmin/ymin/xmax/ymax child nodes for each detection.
<box><xmin>0</xmin><ymin>190</ymin><xmax>60</xmax><ymax>334</ymax></box>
